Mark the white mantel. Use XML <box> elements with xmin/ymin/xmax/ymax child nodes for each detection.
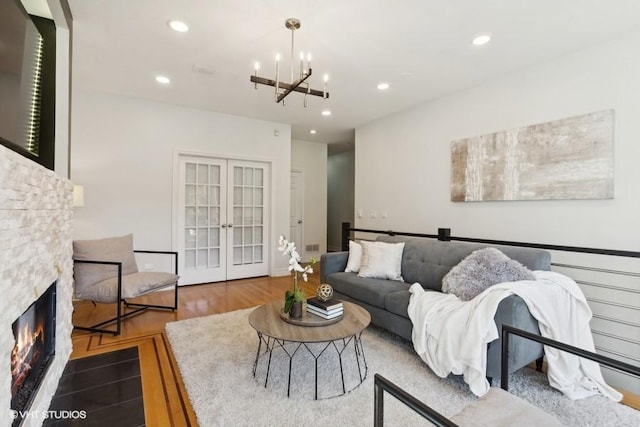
<box><xmin>0</xmin><ymin>145</ymin><xmax>74</xmax><ymax>427</ymax></box>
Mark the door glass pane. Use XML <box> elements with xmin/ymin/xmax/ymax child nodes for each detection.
<box><xmin>244</xmin><ymin>246</ymin><xmax>253</xmax><ymax>264</ymax></box>
<box><xmin>197</xmin><ymin>164</ymin><xmax>208</xmax><ymax>184</ymax></box>
<box><xmin>233</xmin><ymin>187</ymin><xmax>242</xmax><ymax>205</ymax></box>
<box><xmin>210</xmin><ymin>165</ymin><xmax>220</xmax><ymax>185</ymax></box>
<box><xmin>243</xmin><ymin>188</ymin><xmax>253</xmax><ymax>206</ymax></box>
<box><xmin>185</xmin><ymin>185</ymin><xmax>196</xmax><ymax>205</ymax></box>
<box><xmin>254</xmin><ymin>246</ymin><xmax>263</xmax><ymax>263</ymax></box>
<box><xmin>243</xmin><ymin>207</ymin><xmax>253</xmax><ymax>224</ymax></box>
<box><xmin>233</xmin><ymin>207</ymin><xmax>242</xmax><ymax>225</ymax></box>
<box><xmin>244</xmin><ymin>168</ymin><xmax>254</xmax><ymax>186</ymax></box>
<box><xmin>185</xmin><ymin>228</ymin><xmax>196</xmax><ymax>248</ymax></box>
<box><xmin>253</xmin><ymin>226</ymin><xmax>263</xmax><ymax>244</ymax></box>
<box><xmin>234</xmin><ymin>167</ymin><xmax>243</xmax><ymax>185</ymax></box>
<box><xmin>186</xmin><ymin>163</ymin><xmax>197</xmax><ymax>183</ymax></box>
<box><xmin>244</xmin><ymin>227</ymin><xmax>253</xmax><ymax>244</ymax></box>
<box><xmin>209</xmin><ymin>248</ymin><xmax>220</xmax><ymax>268</ymax></box>
<box><xmin>210</xmin><ymin>186</ymin><xmax>220</xmax><ymax>205</ymax></box>
<box><xmin>210</xmin><ymin>228</ymin><xmax>220</xmax><ymax>247</ymax></box>
<box><xmin>255</xmin><ymin>168</ymin><xmax>263</xmax><ymax>186</ymax></box>
<box><xmin>254</xmin><ymin>207</ymin><xmax>263</xmax><ymax>224</ymax></box>
<box><xmin>233</xmin><ymin>247</ymin><xmax>242</xmax><ymax>265</ymax></box>
<box><xmin>210</xmin><ymin>207</ymin><xmax>220</xmax><ymax>226</ymax></box>
<box><xmin>197</xmin><ymin>228</ymin><xmax>209</xmax><ymax>247</ymax></box>
<box><xmin>197</xmin><ymin>185</ymin><xmax>209</xmax><ymax>205</ymax></box>
<box><xmin>197</xmin><ymin>207</ymin><xmax>208</xmax><ymax>225</ymax></box>
<box><xmin>185</xmin><ymin>207</ymin><xmax>196</xmax><ymax>226</ymax></box>
<box><xmin>233</xmin><ymin>227</ymin><xmax>242</xmax><ymax>245</ymax></box>
<box><xmin>254</xmin><ymin>188</ymin><xmax>263</xmax><ymax>205</ymax></box>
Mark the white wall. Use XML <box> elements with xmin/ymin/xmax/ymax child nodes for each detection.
<box><xmin>356</xmin><ymin>29</ymin><xmax>640</xmax><ymax>251</ymax></box>
<box><xmin>291</xmin><ymin>139</ymin><xmax>327</xmax><ymax>261</ymax></box>
<box><xmin>327</xmin><ymin>149</ymin><xmax>354</xmax><ymax>251</ymax></box>
<box><xmin>355</xmin><ymin>29</ymin><xmax>640</xmax><ymax>393</ymax></box>
<box><xmin>71</xmin><ymin>91</ymin><xmax>292</xmax><ymax>276</ymax></box>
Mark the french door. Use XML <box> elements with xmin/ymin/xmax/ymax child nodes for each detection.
<box><xmin>176</xmin><ymin>155</ymin><xmax>270</xmax><ymax>285</ymax></box>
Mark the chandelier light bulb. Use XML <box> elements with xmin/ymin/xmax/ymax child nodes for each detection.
<box><xmin>275</xmin><ymin>53</ymin><xmax>281</xmax><ymax>62</ymax></box>
<box><xmin>323</xmin><ymin>73</ymin><xmax>329</xmax><ymax>82</ymax></box>
<box><xmin>254</xmin><ymin>62</ymin><xmax>260</xmax><ymax>71</ymax></box>
<box><xmin>300</xmin><ymin>51</ymin><xmax>305</xmax><ymax>60</ymax></box>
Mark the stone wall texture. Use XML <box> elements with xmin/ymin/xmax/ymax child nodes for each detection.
<box><xmin>0</xmin><ymin>145</ymin><xmax>73</xmax><ymax>427</ymax></box>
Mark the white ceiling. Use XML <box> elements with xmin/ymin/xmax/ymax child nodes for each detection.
<box><xmin>66</xmin><ymin>0</ymin><xmax>640</xmax><ymax>145</ymax></box>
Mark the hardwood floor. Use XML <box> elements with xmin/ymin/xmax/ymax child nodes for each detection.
<box><xmin>72</xmin><ymin>271</ymin><xmax>639</xmax><ymax>426</ymax></box>
<box><xmin>71</xmin><ymin>274</ymin><xmax>319</xmax><ymax>426</ymax></box>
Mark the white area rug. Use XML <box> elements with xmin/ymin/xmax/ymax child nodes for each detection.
<box><xmin>165</xmin><ymin>308</ymin><xmax>640</xmax><ymax>426</ymax></box>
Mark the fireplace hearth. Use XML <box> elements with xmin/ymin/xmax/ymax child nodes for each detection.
<box><xmin>11</xmin><ymin>282</ymin><xmax>57</xmax><ymax>422</ymax></box>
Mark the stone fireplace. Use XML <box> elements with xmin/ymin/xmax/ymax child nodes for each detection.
<box><xmin>1</xmin><ymin>145</ymin><xmax>73</xmax><ymax>427</ymax></box>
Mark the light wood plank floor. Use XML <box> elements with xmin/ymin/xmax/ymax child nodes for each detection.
<box><xmin>71</xmin><ymin>271</ymin><xmax>638</xmax><ymax>426</ymax></box>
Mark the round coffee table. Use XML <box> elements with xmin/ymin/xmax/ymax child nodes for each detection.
<box><xmin>248</xmin><ymin>300</ymin><xmax>371</xmax><ymax>399</ymax></box>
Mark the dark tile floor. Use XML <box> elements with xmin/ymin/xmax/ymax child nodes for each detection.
<box><xmin>43</xmin><ymin>347</ymin><xmax>145</xmax><ymax>427</ymax></box>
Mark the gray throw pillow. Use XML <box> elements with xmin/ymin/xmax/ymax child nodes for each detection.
<box><xmin>442</xmin><ymin>247</ymin><xmax>535</xmax><ymax>301</ymax></box>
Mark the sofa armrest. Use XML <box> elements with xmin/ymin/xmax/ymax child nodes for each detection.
<box><xmin>320</xmin><ymin>252</ymin><xmax>349</xmax><ymax>282</ymax></box>
<box><xmin>486</xmin><ymin>294</ymin><xmax>543</xmax><ymax>379</ymax></box>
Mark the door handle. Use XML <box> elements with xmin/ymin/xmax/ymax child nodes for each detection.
<box><xmin>228</xmin><ymin>224</ymin><xmax>234</xmax><ymax>228</ymax></box>
<box><xmin>297</xmin><ymin>220</ymin><xmax>302</xmax><ymax>224</ymax></box>
<box><xmin>221</xmin><ymin>224</ymin><xmax>227</xmax><ymax>228</ymax></box>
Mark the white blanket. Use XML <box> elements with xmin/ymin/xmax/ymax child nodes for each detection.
<box><xmin>407</xmin><ymin>270</ymin><xmax>622</xmax><ymax>400</ymax></box>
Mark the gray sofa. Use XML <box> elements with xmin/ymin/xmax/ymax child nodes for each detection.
<box><xmin>320</xmin><ymin>235</ymin><xmax>551</xmax><ymax>380</ymax></box>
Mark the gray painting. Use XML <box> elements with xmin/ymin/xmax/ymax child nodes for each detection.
<box><xmin>451</xmin><ymin>110</ymin><xmax>614</xmax><ymax>202</ymax></box>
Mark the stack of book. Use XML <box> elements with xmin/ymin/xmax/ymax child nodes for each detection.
<box><xmin>306</xmin><ymin>297</ymin><xmax>344</xmax><ymax>319</ymax></box>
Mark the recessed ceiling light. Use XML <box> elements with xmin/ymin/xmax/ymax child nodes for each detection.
<box><xmin>309</xmin><ymin>129</ymin><xmax>317</xmax><ymax>134</ymax></box>
<box><xmin>168</xmin><ymin>20</ymin><xmax>189</xmax><ymax>32</ymax></box>
<box><xmin>472</xmin><ymin>34</ymin><xmax>491</xmax><ymax>46</ymax></box>
<box><xmin>321</xmin><ymin>110</ymin><xmax>331</xmax><ymax>116</ymax></box>
<box><xmin>155</xmin><ymin>75</ymin><xmax>171</xmax><ymax>84</ymax></box>
<box><xmin>377</xmin><ymin>82</ymin><xmax>390</xmax><ymax>90</ymax></box>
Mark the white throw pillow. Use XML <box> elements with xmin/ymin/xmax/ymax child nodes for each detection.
<box><xmin>345</xmin><ymin>240</ymin><xmax>363</xmax><ymax>273</ymax></box>
<box><xmin>358</xmin><ymin>241</ymin><xmax>405</xmax><ymax>281</ymax></box>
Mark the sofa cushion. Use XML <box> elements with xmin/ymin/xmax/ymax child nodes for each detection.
<box><xmin>358</xmin><ymin>241</ymin><xmax>405</xmax><ymax>281</ymax></box>
<box><xmin>442</xmin><ymin>248</ymin><xmax>535</xmax><ymax>301</ymax></box>
<box><xmin>384</xmin><ymin>290</ymin><xmax>412</xmax><ymax>318</ymax></box>
<box><xmin>326</xmin><ymin>272</ymin><xmax>410</xmax><ymax>309</ymax></box>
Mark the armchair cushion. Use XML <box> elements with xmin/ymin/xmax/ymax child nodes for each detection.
<box><xmin>77</xmin><ymin>271</ymin><xmax>179</xmax><ymax>303</ymax></box>
<box><xmin>73</xmin><ymin>234</ymin><xmax>139</xmax><ymax>295</ymax></box>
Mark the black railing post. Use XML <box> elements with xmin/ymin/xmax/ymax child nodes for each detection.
<box><xmin>501</xmin><ymin>329</ymin><xmax>510</xmax><ymax>391</ymax></box>
<box><xmin>438</xmin><ymin>228</ymin><xmax>451</xmax><ymax>241</ymax></box>
<box><xmin>374</xmin><ymin>374</ymin><xmax>384</xmax><ymax>427</ymax></box>
<box><xmin>341</xmin><ymin>222</ymin><xmax>351</xmax><ymax>251</ymax></box>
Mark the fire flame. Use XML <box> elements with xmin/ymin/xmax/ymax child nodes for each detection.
<box><xmin>11</xmin><ymin>319</ymin><xmax>45</xmax><ymax>393</ymax></box>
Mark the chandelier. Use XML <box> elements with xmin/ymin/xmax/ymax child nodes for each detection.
<box><xmin>251</xmin><ymin>18</ymin><xmax>329</xmax><ymax>106</ymax></box>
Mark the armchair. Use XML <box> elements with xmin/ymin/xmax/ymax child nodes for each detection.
<box><xmin>72</xmin><ymin>234</ymin><xmax>179</xmax><ymax>335</ymax></box>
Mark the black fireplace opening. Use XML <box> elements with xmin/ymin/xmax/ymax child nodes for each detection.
<box><xmin>11</xmin><ymin>281</ymin><xmax>57</xmax><ymax>417</ymax></box>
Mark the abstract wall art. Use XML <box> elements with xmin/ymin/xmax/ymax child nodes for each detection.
<box><xmin>451</xmin><ymin>109</ymin><xmax>614</xmax><ymax>202</ymax></box>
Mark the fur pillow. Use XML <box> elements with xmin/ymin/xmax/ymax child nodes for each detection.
<box><xmin>442</xmin><ymin>247</ymin><xmax>535</xmax><ymax>301</ymax></box>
